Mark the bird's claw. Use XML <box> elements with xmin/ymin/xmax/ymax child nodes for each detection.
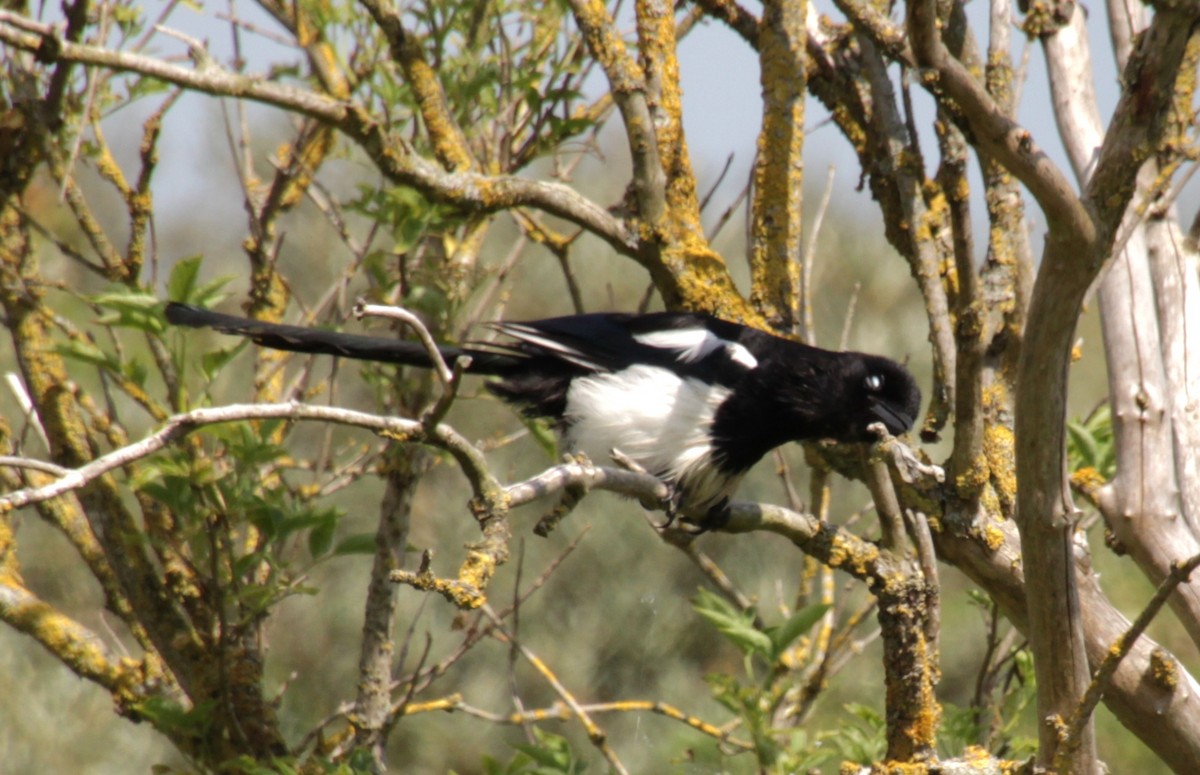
<box><xmin>648</xmin><ymin>482</ymin><xmax>685</xmax><ymax>530</ymax></box>
<box><xmin>680</xmin><ymin>500</ymin><xmax>731</xmax><ymax>535</ymax></box>
<box><xmin>652</xmin><ymin>488</ymin><xmax>730</xmax><ymax>537</ymax></box>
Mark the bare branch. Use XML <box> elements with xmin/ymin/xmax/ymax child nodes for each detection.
<box><xmin>0</xmin><ymin>12</ymin><xmax>344</xmax><ymax>118</ymax></box>
<box><xmin>505</xmin><ymin>460</ymin><xmax>670</xmax><ymax>509</ymax></box>
<box><xmin>800</xmin><ymin>164</ymin><xmax>836</xmax><ymax>345</ymax></box>
<box><xmin>0</xmin><ymin>403</ymin><xmax>497</xmax><ymax>512</ymax></box>
<box><xmin>356</xmin><ymin>302</ymin><xmax>456</xmax><ymax>386</ymax></box>
<box><xmin>748</xmin><ymin>0</ymin><xmax>806</xmax><ymax>331</ymax></box>
<box><xmin>1058</xmin><ymin>553</ymin><xmax>1200</xmax><ymax>769</ymax></box>
<box><xmin>0</xmin><ymin>456</ymin><xmax>69</xmax><ymax>476</ymax></box>
<box><xmin>402</xmin><ymin>695</ymin><xmax>752</xmax><ymax>750</ymax></box>
<box><xmin>356</xmin><ymin>0</ymin><xmax>474</xmax><ymax>171</ymax></box>
<box><xmin>566</xmin><ymin>0</ymin><xmax>666</xmax><ymax>226</ymax></box>
<box><xmin>906</xmin><ymin>0</ymin><xmax>1090</xmax><ymax>235</ymax></box>
<box><xmin>0</xmin><ymin>14</ymin><xmax>637</xmax><ymax>255</ymax></box>
<box><xmin>481</xmin><ymin>604</ymin><xmax>630</xmax><ymax>775</ymax></box>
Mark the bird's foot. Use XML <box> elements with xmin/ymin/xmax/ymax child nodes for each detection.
<box><xmin>677</xmin><ymin>499</ymin><xmax>731</xmax><ymax>535</ymax></box>
<box><xmin>652</xmin><ymin>483</ymin><xmax>685</xmax><ymax>530</ymax></box>
<box><xmin>658</xmin><ymin>495</ymin><xmax>730</xmax><ymax>538</ymax></box>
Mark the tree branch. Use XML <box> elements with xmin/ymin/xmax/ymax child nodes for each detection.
<box><xmin>906</xmin><ymin>0</ymin><xmax>1090</xmax><ymax>236</ymax></box>
<box><xmin>357</xmin><ymin>0</ymin><xmax>475</xmax><ymax>171</ymax></box>
<box><xmin>749</xmin><ymin>0</ymin><xmax>806</xmax><ymax>331</ymax></box>
<box><xmin>0</xmin><ymin>13</ymin><xmax>637</xmax><ymax>256</ymax></box>
<box><xmin>1058</xmin><ymin>552</ymin><xmax>1200</xmax><ymax>770</ymax></box>
<box><xmin>566</xmin><ymin>0</ymin><xmax>667</xmax><ymax>226</ymax></box>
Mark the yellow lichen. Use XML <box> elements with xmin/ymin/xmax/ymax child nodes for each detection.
<box><xmin>981</xmin><ymin>523</ymin><xmax>1007</xmax><ymax>552</ymax></box>
<box><xmin>1070</xmin><ymin>466</ymin><xmax>1107</xmax><ymax>498</ymax></box>
<box><xmin>827</xmin><ymin>534</ymin><xmax>880</xmax><ymax>579</ymax></box>
<box><xmin>955</xmin><ymin>454</ymin><xmax>990</xmax><ymax>496</ymax></box>
<box><xmin>1150</xmin><ymin>648</ymin><xmax>1179</xmax><ymax>690</ymax></box>
<box><xmin>982</xmin><ymin>419</ymin><xmax>1016</xmax><ymax>511</ymax></box>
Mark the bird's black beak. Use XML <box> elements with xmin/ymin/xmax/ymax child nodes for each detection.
<box><xmin>869</xmin><ymin>399</ymin><xmax>913</xmax><ymax>435</ymax></box>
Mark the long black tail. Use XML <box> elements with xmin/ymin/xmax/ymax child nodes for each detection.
<box><xmin>164</xmin><ymin>302</ymin><xmax>522</xmax><ymax>375</ymax></box>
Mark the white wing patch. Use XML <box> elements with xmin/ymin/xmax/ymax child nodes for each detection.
<box><xmin>726</xmin><ymin>343</ymin><xmax>758</xmax><ymax>369</ymax></box>
<box><xmin>633</xmin><ymin>328</ymin><xmax>758</xmax><ymax>370</ymax></box>
<box><xmin>563</xmin><ymin>364</ymin><xmax>742</xmax><ymax>512</ymax></box>
<box><xmin>495</xmin><ymin>323</ymin><xmax>602</xmax><ymax>370</ymax></box>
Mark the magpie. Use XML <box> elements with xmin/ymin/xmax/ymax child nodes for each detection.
<box><xmin>165</xmin><ymin>302</ymin><xmax>921</xmax><ymax>519</ymax></box>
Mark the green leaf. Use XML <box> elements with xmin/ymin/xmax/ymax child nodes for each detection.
<box><xmin>334</xmin><ymin>533</ymin><xmax>379</xmax><ymax>556</ymax></box>
<box><xmin>766</xmin><ymin>603</ymin><xmax>830</xmax><ymax>661</ymax></box>
<box><xmin>200</xmin><ymin>343</ymin><xmax>245</xmax><ymax>380</ymax></box>
<box><xmin>167</xmin><ymin>255</ymin><xmax>204</xmax><ymax>302</ymax></box>
<box><xmin>166</xmin><ymin>255</ymin><xmax>234</xmax><ymax>309</ymax></box>
<box><xmin>821</xmin><ymin>703</ymin><xmax>887</xmax><ymax>765</ymax></box>
<box><xmin>124</xmin><ymin>356</ymin><xmax>148</xmax><ymax>388</ymax></box>
<box><xmin>190</xmin><ymin>275</ymin><xmax>236</xmax><ymax>310</ymax></box>
<box><xmin>133</xmin><ymin>697</ymin><xmax>216</xmax><ymax>736</ymax></box>
<box><xmin>55</xmin><ymin>339</ymin><xmax>115</xmax><ymax>369</ymax></box>
<box><xmin>92</xmin><ymin>290</ymin><xmax>165</xmax><ymax>333</ymax></box>
<box><xmin>125</xmin><ymin>77</ymin><xmax>170</xmax><ymax>102</ymax></box>
<box><xmin>308</xmin><ymin>516</ymin><xmax>336</xmax><ymax>559</ymax></box>
<box><xmin>693</xmin><ymin>588</ymin><xmax>772</xmax><ymax>658</ymax></box>
<box><xmin>522</xmin><ymin>416</ymin><xmax>559</xmax><ymax>459</ymax></box>
<box><xmin>1067</xmin><ymin>404</ymin><xmax>1114</xmax><ymax>479</ymax></box>
<box><xmin>1066</xmin><ymin>420</ymin><xmax>1097</xmax><ymax>470</ymax></box>
<box><xmin>510</xmin><ymin>727</ymin><xmax>580</xmax><ymax>773</ymax></box>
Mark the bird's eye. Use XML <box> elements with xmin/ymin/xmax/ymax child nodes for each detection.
<box><xmin>864</xmin><ymin>374</ymin><xmax>884</xmax><ymax>391</ymax></box>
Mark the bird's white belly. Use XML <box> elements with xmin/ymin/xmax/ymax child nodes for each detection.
<box><xmin>562</xmin><ymin>365</ymin><xmax>738</xmax><ymax>511</ymax></box>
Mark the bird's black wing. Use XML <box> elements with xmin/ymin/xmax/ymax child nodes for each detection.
<box><xmin>491</xmin><ymin>311</ymin><xmax>763</xmax><ymax>386</ymax></box>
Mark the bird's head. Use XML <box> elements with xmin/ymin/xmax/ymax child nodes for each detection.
<box><xmin>836</xmin><ymin>354</ymin><xmax>922</xmax><ymax>442</ymax></box>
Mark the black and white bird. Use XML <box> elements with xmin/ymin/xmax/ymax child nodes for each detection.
<box><xmin>165</xmin><ymin>303</ymin><xmax>921</xmax><ymax>520</ymax></box>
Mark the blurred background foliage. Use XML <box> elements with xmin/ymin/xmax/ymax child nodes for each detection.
<box><xmin>0</xmin><ymin>0</ymin><xmax>1190</xmax><ymax>772</ymax></box>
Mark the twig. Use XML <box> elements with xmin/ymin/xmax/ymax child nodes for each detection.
<box><xmin>1057</xmin><ymin>552</ymin><xmax>1200</xmax><ymax>767</ymax></box>
<box><xmin>422</xmin><ymin>352</ymin><xmax>472</xmax><ymax>427</ymax></box>
<box><xmin>699</xmin><ymin>152</ymin><xmax>736</xmax><ymax>215</ymax></box>
<box><xmin>213</xmin><ymin>11</ymin><xmax>298</xmax><ymax>48</ymax></box>
<box><xmin>387</xmin><ymin>529</ymin><xmax>590</xmax><ymax>708</ymax></box>
<box><xmin>153</xmin><ymin>23</ymin><xmax>214</xmax><ymax>68</ymax></box>
<box><xmin>566</xmin><ymin>0</ymin><xmax>665</xmax><ymax>227</ymax></box>
<box><xmin>865</xmin><ymin>457</ymin><xmax>906</xmax><ymax>552</ymax></box>
<box><xmin>905</xmin><ymin>508</ymin><xmax>940</xmax><ymax>657</ymax></box>
<box><xmin>678</xmin><ymin>542</ymin><xmax>759</xmax><ymax>623</ymax></box>
<box><xmin>789</xmin><ymin>599</ymin><xmax>878</xmax><ymax>723</ymax></box>
<box><xmin>58</xmin><ymin>1</ymin><xmax>109</xmax><ymax>204</ymax></box>
<box><xmin>4</xmin><ymin>372</ymin><xmax>49</xmax><ymax>448</ymax></box>
<box><xmin>506</xmin><ymin>542</ymin><xmax>535</xmax><ymax>743</ymax></box>
<box><xmin>906</xmin><ymin>0</ymin><xmax>1087</xmax><ymax>232</ymax></box>
<box><xmin>355</xmin><ymin>301</ymin><xmax>455</xmax><ymax>386</ymax></box>
<box><xmin>0</xmin><ymin>13</ymin><xmax>637</xmax><ymax>255</ymax></box>
<box><xmin>481</xmin><ymin>604</ymin><xmax>630</xmax><ymax>775</ymax></box>
<box><xmin>0</xmin><ymin>403</ymin><xmax>497</xmax><ymax>513</ymax></box>
<box><xmin>0</xmin><ymin>399</ymin><xmax>676</xmax><ymax>521</ymax></box>
<box><xmin>0</xmin><ymin>456</ymin><xmax>70</xmax><ymax>477</ymax></box>
<box><xmin>399</xmin><ymin>695</ymin><xmax>754</xmax><ymax>750</ymax></box>
<box><xmin>838</xmin><ymin>282</ymin><xmax>861</xmax><ymax>351</ymax></box>
<box><xmin>772</xmin><ymin>448</ymin><xmax>804</xmax><ymax>514</ymax></box>
<box><xmin>506</xmin><ymin>458</ymin><xmax>671</xmax><ymax>509</ymax></box>
<box><xmin>800</xmin><ymin>164</ymin><xmax>836</xmax><ymax>345</ymax></box>
<box><xmin>706</xmin><ymin>178</ymin><xmax>751</xmax><ymax>243</ymax></box>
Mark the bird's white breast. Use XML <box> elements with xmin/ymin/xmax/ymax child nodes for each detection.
<box><xmin>562</xmin><ymin>364</ymin><xmax>740</xmax><ymax>512</ymax></box>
